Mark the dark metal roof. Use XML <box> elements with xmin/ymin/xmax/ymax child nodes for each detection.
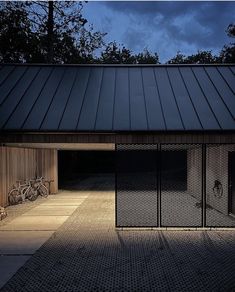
<box><xmin>0</xmin><ymin>64</ymin><xmax>235</xmax><ymax>132</ymax></box>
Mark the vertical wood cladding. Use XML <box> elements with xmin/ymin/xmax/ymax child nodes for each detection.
<box><xmin>0</xmin><ymin>146</ymin><xmax>58</xmax><ymax>207</ymax></box>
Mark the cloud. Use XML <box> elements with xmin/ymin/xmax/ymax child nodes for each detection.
<box><xmin>84</xmin><ymin>1</ymin><xmax>235</xmax><ymax>62</ymax></box>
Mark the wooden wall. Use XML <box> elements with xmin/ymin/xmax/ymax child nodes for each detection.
<box><xmin>0</xmin><ymin>146</ymin><xmax>58</xmax><ymax>207</ymax></box>
<box><xmin>36</xmin><ymin>149</ymin><xmax>58</xmax><ymax>194</ymax></box>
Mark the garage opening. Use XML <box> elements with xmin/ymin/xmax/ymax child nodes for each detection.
<box><xmin>58</xmin><ymin>150</ymin><xmax>115</xmax><ymax>190</ymax></box>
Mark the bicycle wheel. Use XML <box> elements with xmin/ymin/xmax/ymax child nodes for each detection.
<box><xmin>38</xmin><ymin>185</ymin><xmax>49</xmax><ymax>198</ymax></box>
<box><xmin>24</xmin><ymin>187</ymin><xmax>38</xmax><ymax>201</ymax></box>
<box><xmin>8</xmin><ymin>189</ymin><xmax>22</xmax><ymax>205</ymax></box>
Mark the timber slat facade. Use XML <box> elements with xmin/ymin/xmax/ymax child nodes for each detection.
<box><xmin>0</xmin><ymin>146</ymin><xmax>58</xmax><ymax>206</ymax></box>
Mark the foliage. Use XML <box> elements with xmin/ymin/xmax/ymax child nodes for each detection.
<box><xmin>0</xmin><ymin>2</ymin><xmax>34</xmax><ymax>62</ymax></box>
<box><xmin>167</xmin><ymin>50</ymin><xmax>219</xmax><ymax>64</ymax></box>
<box><xmin>135</xmin><ymin>49</ymin><xmax>160</xmax><ymax>64</ymax></box>
<box><xmin>77</xmin><ymin>26</ymin><xmax>106</xmax><ymax>63</ymax></box>
<box><xmin>26</xmin><ymin>1</ymin><xmax>87</xmax><ymax>35</ymax></box>
<box><xmin>100</xmin><ymin>42</ymin><xmax>159</xmax><ymax>64</ymax></box>
<box><xmin>0</xmin><ymin>1</ymin><xmax>106</xmax><ymax>63</ymax></box>
<box><xmin>226</xmin><ymin>23</ymin><xmax>235</xmax><ymax>38</ymax></box>
<box><xmin>219</xmin><ymin>45</ymin><xmax>235</xmax><ymax>63</ymax></box>
<box><xmin>167</xmin><ymin>52</ymin><xmax>187</xmax><ymax>64</ymax></box>
<box><xmin>219</xmin><ymin>23</ymin><xmax>235</xmax><ymax>63</ymax></box>
<box><xmin>100</xmin><ymin>42</ymin><xmax>134</xmax><ymax>64</ymax></box>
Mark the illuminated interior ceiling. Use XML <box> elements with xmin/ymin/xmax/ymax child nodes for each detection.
<box><xmin>4</xmin><ymin>143</ymin><xmax>115</xmax><ymax>151</ymax></box>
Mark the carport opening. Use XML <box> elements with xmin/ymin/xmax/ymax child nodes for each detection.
<box><xmin>58</xmin><ymin>150</ymin><xmax>115</xmax><ymax>190</ymax></box>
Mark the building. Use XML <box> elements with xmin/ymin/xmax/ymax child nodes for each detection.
<box><xmin>0</xmin><ymin>63</ymin><xmax>235</xmax><ymax>228</ymax></box>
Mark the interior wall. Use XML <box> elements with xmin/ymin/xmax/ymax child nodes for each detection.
<box><xmin>188</xmin><ymin>145</ymin><xmax>235</xmax><ymax>215</ymax></box>
<box><xmin>0</xmin><ymin>146</ymin><xmax>58</xmax><ymax>207</ymax></box>
<box><xmin>206</xmin><ymin>145</ymin><xmax>235</xmax><ymax>215</ymax></box>
<box><xmin>187</xmin><ymin>148</ymin><xmax>202</xmax><ymax>202</ymax></box>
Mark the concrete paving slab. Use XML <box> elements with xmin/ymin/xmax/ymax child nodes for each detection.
<box><xmin>22</xmin><ymin>205</ymin><xmax>78</xmax><ymax>216</ymax></box>
<box><xmin>0</xmin><ymin>231</ymin><xmax>54</xmax><ymax>254</ymax></box>
<box><xmin>0</xmin><ymin>256</ymin><xmax>30</xmax><ymax>289</ymax></box>
<box><xmin>40</xmin><ymin>199</ymin><xmax>85</xmax><ymax>206</ymax></box>
<box><xmin>0</xmin><ymin>216</ymin><xmax>69</xmax><ymax>231</ymax></box>
<box><xmin>48</xmin><ymin>195</ymin><xmax>88</xmax><ymax>199</ymax></box>
<box><xmin>59</xmin><ymin>191</ymin><xmax>90</xmax><ymax>196</ymax></box>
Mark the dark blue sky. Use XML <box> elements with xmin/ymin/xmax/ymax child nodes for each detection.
<box><xmin>83</xmin><ymin>1</ymin><xmax>235</xmax><ymax>62</ymax></box>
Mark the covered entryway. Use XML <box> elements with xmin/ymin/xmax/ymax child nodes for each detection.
<box><xmin>57</xmin><ymin>143</ymin><xmax>115</xmax><ymax>195</ymax></box>
<box><xmin>58</xmin><ymin>149</ymin><xmax>115</xmax><ymax>190</ymax></box>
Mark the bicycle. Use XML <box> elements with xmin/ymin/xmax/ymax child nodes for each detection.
<box><xmin>31</xmin><ymin>177</ymin><xmax>49</xmax><ymax>198</ymax></box>
<box><xmin>8</xmin><ymin>180</ymin><xmax>37</xmax><ymax>205</ymax></box>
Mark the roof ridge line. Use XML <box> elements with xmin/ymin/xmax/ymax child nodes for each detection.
<box><xmin>1</xmin><ymin>63</ymin><xmax>234</xmax><ymax>67</ymax></box>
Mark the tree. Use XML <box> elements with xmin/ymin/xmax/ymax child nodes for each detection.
<box><xmin>0</xmin><ymin>2</ymin><xmax>36</xmax><ymax>62</ymax></box>
<box><xmin>220</xmin><ymin>23</ymin><xmax>235</xmax><ymax>63</ymax></box>
<box><xmin>77</xmin><ymin>25</ymin><xmax>106</xmax><ymax>63</ymax></box>
<box><xmin>25</xmin><ymin>1</ymin><xmax>89</xmax><ymax>63</ymax></box>
<box><xmin>167</xmin><ymin>52</ymin><xmax>187</xmax><ymax>64</ymax></box>
<box><xmin>135</xmin><ymin>48</ymin><xmax>160</xmax><ymax>64</ymax></box>
<box><xmin>167</xmin><ymin>50</ymin><xmax>219</xmax><ymax>64</ymax></box>
<box><xmin>0</xmin><ymin>1</ymin><xmax>106</xmax><ymax>63</ymax></box>
<box><xmin>100</xmin><ymin>42</ymin><xmax>159</xmax><ymax>64</ymax></box>
<box><xmin>226</xmin><ymin>23</ymin><xmax>235</xmax><ymax>38</ymax></box>
<box><xmin>186</xmin><ymin>50</ymin><xmax>218</xmax><ymax>64</ymax></box>
<box><xmin>220</xmin><ymin>45</ymin><xmax>235</xmax><ymax>63</ymax></box>
<box><xmin>100</xmin><ymin>42</ymin><xmax>135</xmax><ymax>64</ymax></box>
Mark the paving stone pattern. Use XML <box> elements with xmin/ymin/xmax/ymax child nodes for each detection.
<box><xmin>1</xmin><ymin>175</ymin><xmax>235</xmax><ymax>291</ymax></box>
<box><xmin>0</xmin><ymin>196</ymin><xmax>47</xmax><ymax>227</ymax></box>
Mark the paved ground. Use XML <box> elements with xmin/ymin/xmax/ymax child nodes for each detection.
<box><xmin>117</xmin><ymin>190</ymin><xmax>235</xmax><ymax>227</ymax></box>
<box><xmin>0</xmin><ymin>175</ymin><xmax>235</xmax><ymax>291</ymax></box>
<box><xmin>0</xmin><ymin>188</ymin><xmax>88</xmax><ymax>289</ymax></box>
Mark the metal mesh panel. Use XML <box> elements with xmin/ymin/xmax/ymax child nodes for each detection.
<box><xmin>206</xmin><ymin>144</ymin><xmax>235</xmax><ymax>227</ymax></box>
<box><xmin>116</xmin><ymin>143</ymin><xmax>235</xmax><ymax>228</ymax></box>
<box><xmin>161</xmin><ymin>144</ymin><xmax>203</xmax><ymax>227</ymax></box>
<box><xmin>116</xmin><ymin>144</ymin><xmax>158</xmax><ymax>227</ymax></box>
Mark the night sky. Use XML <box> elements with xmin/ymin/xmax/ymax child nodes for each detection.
<box><xmin>83</xmin><ymin>1</ymin><xmax>235</xmax><ymax>62</ymax></box>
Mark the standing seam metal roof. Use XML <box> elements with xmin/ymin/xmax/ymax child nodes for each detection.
<box><xmin>0</xmin><ymin>64</ymin><xmax>235</xmax><ymax>131</ymax></box>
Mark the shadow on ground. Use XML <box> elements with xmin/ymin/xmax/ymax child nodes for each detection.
<box><xmin>1</xmin><ymin>175</ymin><xmax>235</xmax><ymax>291</ymax></box>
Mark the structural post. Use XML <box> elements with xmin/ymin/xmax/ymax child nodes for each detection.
<box><xmin>51</xmin><ymin>149</ymin><xmax>58</xmax><ymax>193</ymax></box>
<box><xmin>202</xmin><ymin>144</ymin><xmax>207</xmax><ymax>227</ymax></box>
<box><xmin>158</xmin><ymin>144</ymin><xmax>161</xmax><ymax>227</ymax></box>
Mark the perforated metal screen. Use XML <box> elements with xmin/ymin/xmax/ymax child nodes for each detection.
<box><xmin>116</xmin><ymin>144</ymin><xmax>158</xmax><ymax>227</ymax></box>
<box><xmin>116</xmin><ymin>143</ymin><xmax>235</xmax><ymax>228</ymax></box>
<box><xmin>206</xmin><ymin>144</ymin><xmax>235</xmax><ymax>227</ymax></box>
<box><xmin>161</xmin><ymin>144</ymin><xmax>202</xmax><ymax>227</ymax></box>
